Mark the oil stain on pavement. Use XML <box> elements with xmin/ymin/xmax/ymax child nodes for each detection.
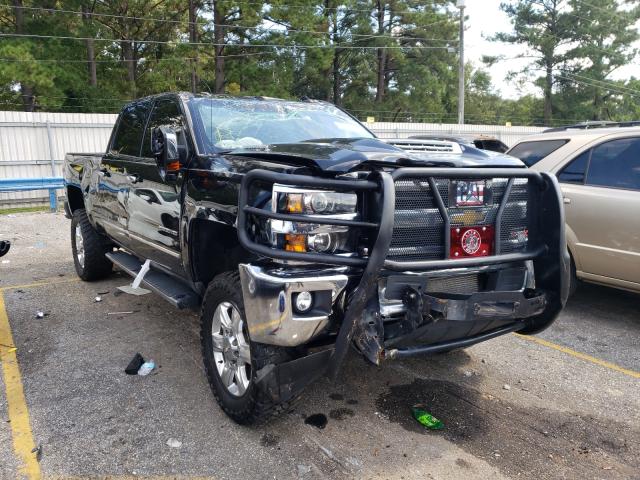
<box><xmin>376</xmin><ymin>378</ymin><xmax>640</xmax><ymax>480</ymax></box>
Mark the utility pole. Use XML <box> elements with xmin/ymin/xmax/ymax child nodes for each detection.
<box><xmin>457</xmin><ymin>0</ymin><xmax>465</xmax><ymax>125</ymax></box>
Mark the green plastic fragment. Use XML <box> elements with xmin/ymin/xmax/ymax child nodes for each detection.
<box><xmin>411</xmin><ymin>404</ymin><xmax>444</xmax><ymax>430</ymax></box>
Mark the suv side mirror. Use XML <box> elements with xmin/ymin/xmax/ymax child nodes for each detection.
<box><xmin>151</xmin><ymin>126</ymin><xmax>179</xmax><ymax>179</ymax></box>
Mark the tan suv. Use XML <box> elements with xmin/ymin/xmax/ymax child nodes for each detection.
<box><xmin>508</xmin><ymin>125</ymin><xmax>640</xmax><ymax>294</ymax></box>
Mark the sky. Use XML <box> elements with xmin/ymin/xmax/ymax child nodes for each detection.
<box><xmin>463</xmin><ymin>0</ymin><xmax>640</xmax><ymax>99</ymax></box>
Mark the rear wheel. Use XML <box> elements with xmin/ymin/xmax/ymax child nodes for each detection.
<box><xmin>200</xmin><ymin>271</ymin><xmax>296</xmax><ymax>424</ymax></box>
<box><xmin>71</xmin><ymin>209</ymin><xmax>112</xmax><ymax>281</ymax></box>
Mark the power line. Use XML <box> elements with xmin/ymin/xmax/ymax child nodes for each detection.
<box><xmin>0</xmin><ymin>4</ymin><xmax>458</xmax><ymax>44</ymax></box>
<box><xmin>0</xmin><ymin>32</ymin><xmax>455</xmax><ymax>50</ymax></box>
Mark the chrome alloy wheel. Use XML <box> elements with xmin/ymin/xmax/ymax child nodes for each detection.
<box><xmin>75</xmin><ymin>223</ymin><xmax>85</xmax><ymax>268</ymax></box>
<box><xmin>211</xmin><ymin>302</ymin><xmax>252</xmax><ymax>396</ymax></box>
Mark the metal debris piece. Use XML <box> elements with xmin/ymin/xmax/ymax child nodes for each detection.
<box><xmin>503</xmin><ymin>384</ymin><xmax>511</xmax><ymax>391</ymax></box>
<box><xmin>94</xmin><ymin>296</ymin><xmax>102</xmax><ymax>302</ymax></box>
<box><xmin>107</xmin><ymin>311</ymin><xmax>134</xmax><ymax>315</ymax></box>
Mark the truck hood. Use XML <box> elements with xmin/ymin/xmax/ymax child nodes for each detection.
<box><xmin>226</xmin><ymin>138</ymin><xmax>525</xmax><ymax>172</ymax></box>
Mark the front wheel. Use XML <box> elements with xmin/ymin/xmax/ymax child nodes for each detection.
<box><xmin>200</xmin><ymin>271</ymin><xmax>296</xmax><ymax>425</ymax></box>
<box><xmin>71</xmin><ymin>209</ymin><xmax>112</xmax><ymax>281</ymax></box>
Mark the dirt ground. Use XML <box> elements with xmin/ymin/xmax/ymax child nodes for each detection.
<box><xmin>0</xmin><ymin>212</ymin><xmax>638</xmax><ymax>480</ymax></box>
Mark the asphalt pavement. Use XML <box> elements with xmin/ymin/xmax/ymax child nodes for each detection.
<box><xmin>0</xmin><ymin>212</ymin><xmax>638</xmax><ymax>480</ymax></box>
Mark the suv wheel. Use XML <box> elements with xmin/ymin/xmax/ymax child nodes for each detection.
<box><xmin>71</xmin><ymin>209</ymin><xmax>112</xmax><ymax>281</ymax></box>
<box><xmin>200</xmin><ymin>271</ymin><xmax>296</xmax><ymax>424</ymax></box>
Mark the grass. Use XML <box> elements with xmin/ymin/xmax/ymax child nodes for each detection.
<box><xmin>0</xmin><ymin>206</ymin><xmax>52</xmax><ymax>215</ymax></box>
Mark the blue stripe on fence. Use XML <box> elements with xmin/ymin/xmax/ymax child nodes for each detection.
<box><xmin>0</xmin><ymin>177</ymin><xmax>65</xmax><ymax>210</ymax></box>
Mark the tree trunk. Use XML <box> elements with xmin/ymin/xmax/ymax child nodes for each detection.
<box><xmin>121</xmin><ymin>40</ymin><xmax>137</xmax><ymax>98</ymax></box>
<box><xmin>82</xmin><ymin>5</ymin><xmax>97</xmax><ymax>87</ymax></box>
<box><xmin>189</xmin><ymin>0</ymin><xmax>198</xmax><ymax>93</ymax></box>
<box><xmin>13</xmin><ymin>0</ymin><xmax>34</xmax><ymax>111</ymax></box>
<box><xmin>213</xmin><ymin>2</ymin><xmax>225</xmax><ymax>94</ymax></box>
<box><xmin>543</xmin><ymin>62</ymin><xmax>553</xmax><ymax>126</ymax></box>
<box><xmin>332</xmin><ymin>49</ymin><xmax>341</xmax><ymax>105</ymax></box>
<box><xmin>375</xmin><ymin>1</ymin><xmax>386</xmax><ymax>103</ymax></box>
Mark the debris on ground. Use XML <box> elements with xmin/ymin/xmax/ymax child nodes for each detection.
<box><xmin>166</xmin><ymin>438</ymin><xmax>182</xmax><ymax>448</ymax></box>
<box><xmin>304</xmin><ymin>413</ymin><xmax>328</xmax><ymax>429</ymax></box>
<box><xmin>107</xmin><ymin>311</ymin><xmax>134</xmax><ymax>316</ymax></box>
<box><xmin>125</xmin><ymin>353</ymin><xmax>145</xmax><ymax>375</ymax></box>
<box><xmin>464</xmin><ymin>370</ymin><xmax>473</xmax><ymax>377</ymax></box>
<box><xmin>31</xmin><ymin>443</ymin><xmax>42</xmax><ymax>462</ymax></box>
<box><xmin>297</xmin><ymin>464</ymin><xmax>311</xmax><ymax>476</ymax></box>
<box><xmin>503</xmin><ymin>384</ymin><xmax>511</xmax><ymax>391</ymax></box>
<box><xmin>411</xmin><ymin>404</ymin><xmax>444</xmax><ymax>430</ymax></box>
<box><xmin>94</xmin><ymin>296</ymin><xmax>102</xmax><ymax>303</ymax></box>
<box><xmin>35</xmin><ymin>311</ymin><xmax>47</xmax><ymax>319</ymax></box>
<box><xmin>138</xmin><ymin>360</ymin><xmax>156</xmax><ymax>376</ymax></box>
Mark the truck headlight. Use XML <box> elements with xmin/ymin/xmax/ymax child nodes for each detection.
<box><xmin>274</xmin><ymin>186</ymin><xmax>357</xmax><ymax>215</ymax></box>
<box><xmin>270</xmin><ymin>185</ymin><xmax>359</xmax><ymax>254</ymax></box>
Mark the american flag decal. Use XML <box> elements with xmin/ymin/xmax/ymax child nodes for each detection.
<box><xmin>456</xmin><ymin>181</ymin><xmax>485</xmax><ymax>206</ymax></box>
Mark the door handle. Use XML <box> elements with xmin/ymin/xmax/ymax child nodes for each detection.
<box><xmin>127</xmin><ymin>174</ymin><xmax>142</xmax><ymax>183</ymax></box>
<box><xmin>563</xmin><ymin>197</ymin><xmax>571</xmax><ymax>204</ymax></box>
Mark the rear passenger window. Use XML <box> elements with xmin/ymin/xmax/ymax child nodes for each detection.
<box><xmin>110</xmin><ymin>101</ymin><xmax>152</xmax><ymax>157</ymax></box>
<box><xmin>508</xmin><ymin>139</ymin><xmax>569</xmax><ymax>167</ymax></box>
<box><xmin>587</xmin><ymin>137</ymin><xmax>640</xmax><ymax>190</ymax></box>
<box><xmin>558</xmin><ymin>151</ymin><xmax>590</xmax><ymax>184</ymax></box>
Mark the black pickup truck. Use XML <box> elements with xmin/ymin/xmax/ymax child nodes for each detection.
<box><xmin>64</xmin><ymin>93</ymin><xmax>569</xmax><ymax>424</ymax></box>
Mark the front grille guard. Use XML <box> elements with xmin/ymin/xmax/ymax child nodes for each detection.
<box><xmin>238</xmin><ymin>167</ymin><xmax>559</xmax><ymax>379</ymax></box>
<box><xmin>238</xmin><ymin>167</ymin><xmax>549</xmax><ymax>271</ymax></box>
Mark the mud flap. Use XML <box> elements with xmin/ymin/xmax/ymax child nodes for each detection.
<box><xmin>254</xmin><ymin>349</ymin><xmax>333</xmax><ymax>404</ymax></box>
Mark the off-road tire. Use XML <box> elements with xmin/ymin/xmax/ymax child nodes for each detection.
<box><xmin>71</xmin><ymin>208</ymin><xmax>112</xmax><ymax>281</ymax></box>
<box><xmin>200</xmin><ymin>271</ymin><xmax>296</xmax><ymax>425</ymax></box>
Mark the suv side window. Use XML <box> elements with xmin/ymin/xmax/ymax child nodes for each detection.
<box><xmin>142</xmin><ymin>98</ymin><xmax>188</xmax><ymax>160</ymax></box>
<box><xmin>586</xmin><ymin>137</ymin><xmax>640</xmax><ymax>190</ymax></box>
<box><xmin>508</xmin><ymin>139</ymin><xmax>569</xmax><ymax>167</ymax></box>
<box><xmin>110</xmin><ymin>101</ymin><xmax>152</xmax><ymax>157</ymax></box>
<box><xmin>558</xmin><ymin>150</ymin><xmax>590</xmax><ymax>184</ymax></box>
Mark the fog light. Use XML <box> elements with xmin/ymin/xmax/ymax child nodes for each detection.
<box><xmin>294</xmin><ymin>291</ymin><xmax>313</xmax><ymax>313</ymax></box>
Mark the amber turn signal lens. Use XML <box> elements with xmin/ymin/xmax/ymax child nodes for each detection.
<box><xmin>167</xmin><ymin>160</ymin><xmax>181</xmax><ymax>172</ymax></box>
<box><xmin>285</xmin><ymin>193</ymin><xmax>304</xmax><ymax>213</ymax></box>
<box><xmin>284</xmin><ymin>234</ymin><xmax>307</xmax><ymax>252</ymax></box>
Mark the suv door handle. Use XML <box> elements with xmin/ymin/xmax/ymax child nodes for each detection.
<box><xmin>563</xmin><ymin>197</ymin><xmax>571</xmax><ymax>204</ymax></box>
<box><xmin>127</xmin><ymin>173</ymin><xmax>142</xmax><ymax>183</ymax></box>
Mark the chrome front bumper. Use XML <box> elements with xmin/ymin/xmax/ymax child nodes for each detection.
<box><xmin>238</xmin><ymin>264</ymin><xmax>348</xmax><ymax>347</ymax></box>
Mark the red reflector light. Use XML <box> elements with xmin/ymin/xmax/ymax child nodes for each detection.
<box><xmin>450</xmin><ymin>226</ymin><xmax>494</xmax><ymax>258</ymax></box>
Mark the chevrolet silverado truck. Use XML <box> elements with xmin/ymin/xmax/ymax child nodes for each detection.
<box><xmin>64</xmin><ymin>93</ymin><xmax>569</xmax><ymax>424</ymax></box>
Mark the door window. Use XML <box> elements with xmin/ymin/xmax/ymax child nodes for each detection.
<box><xmin>586</xmin><ymin>137</ymin><xmax>640</xmax><ymax>190</ymax></box>
<box><xmin>142</xmin><ymin>98</ymin><xmax>188</xmax><ymax>159</ymax></box>
<box><xmin>110</xmin><ymin>101</ymin><xmax>152</xmax><ymax>157</ymax></box>
<box><xmin>507</xmin><ymin>139</ymin><xmax>569</xmax><ymax>167</ymax></box>
<box><xmin>558</xmin><ymin>150</ymin><xmax>590</xmax><ymax>184</ymax></box>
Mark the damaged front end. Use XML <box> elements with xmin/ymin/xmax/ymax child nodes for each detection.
<box><xmin>237</xmin><ymin>167</ymin><xmax>569</xmax><ymax>403</ymax></box>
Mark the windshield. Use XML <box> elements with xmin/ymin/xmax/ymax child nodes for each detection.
<box><xmin>187</xmin><ymin>97</ymin><xmax>374</xmax><ymax>154</ymax></box>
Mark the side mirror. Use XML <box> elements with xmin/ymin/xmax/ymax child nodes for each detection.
<box><xmin>151</xmin><ymin>126</ymin><xmax>179</xmax><ymax>179</ymax></box>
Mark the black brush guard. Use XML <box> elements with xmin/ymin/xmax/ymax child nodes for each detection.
<box><xmin>238</xmin><ymin>168</ymin><xmax>569</xmax><ymax>402</ymax></box>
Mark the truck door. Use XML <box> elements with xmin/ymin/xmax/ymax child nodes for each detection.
<box><xmin>95</xmin><ymin>100</ymin><xmax>152</xmax><ymax>247</ymax></box>
<box><xmin>124</xmin><ymin>97</ymin><xmax>186</xmax><ymax>274</ymax></box>
<box><xmin>558</xmin><ymin>137</ymin><xmax>640</xmax><ymax>286</ymax></box>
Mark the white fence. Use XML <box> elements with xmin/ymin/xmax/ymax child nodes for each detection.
<box><xmin>0</xmin><ymin>111</ymin><xmax>544</xmax><ymax>209</ymax></box>
<box><xmin>0</xmin><ymin>111</ymin><xmax>116</xmax><ymax>208</ymax></box>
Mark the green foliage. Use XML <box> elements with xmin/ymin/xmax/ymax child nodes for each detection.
<box><xmin>0</xmin><ymin>1</ymin><xmax>638</xmax><ymax>126</ymax></box>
